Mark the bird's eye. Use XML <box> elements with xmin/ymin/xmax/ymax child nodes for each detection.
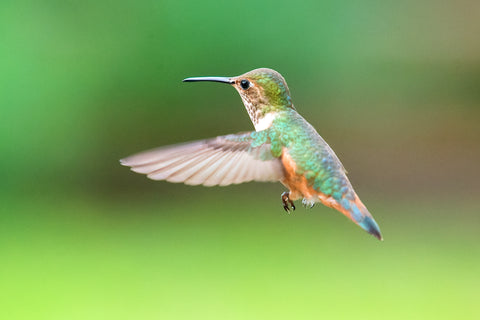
<box><xmin>240</xmin><ymin>79</ymin><xmax>250</xmax><ymax>90</ymax></box>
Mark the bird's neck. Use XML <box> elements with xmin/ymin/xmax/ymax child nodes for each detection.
<box><xmin>242</xmin><ymin>100</ymin><xmax>294</xmax><ymax>131</ymax></box>
<box><xmin>253</xmin><ymin>112</ymin><xmax>279</xmax><ymax>131</ymax></box>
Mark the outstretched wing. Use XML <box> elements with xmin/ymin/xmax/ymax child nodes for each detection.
<box><xmin>120</xmin><ymin>132</ymin><xmax>284</xmax><ymax>186</ymax></box>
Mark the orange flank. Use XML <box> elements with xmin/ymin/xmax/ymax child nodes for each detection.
<box><xmin>280</xmin><ymin>151</ymin><xmax>378</xmax><ymax>237</ymax></box>
<box><xmin>122</xmin><ymin>68</ymin><xmax>382</xmax><ymax>240</ymax></box>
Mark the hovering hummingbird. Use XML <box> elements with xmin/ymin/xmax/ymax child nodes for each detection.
<box><xmin>121</xmin><ymin>68</ymin><xmax>382</xmax><ymax>240</ymax></box>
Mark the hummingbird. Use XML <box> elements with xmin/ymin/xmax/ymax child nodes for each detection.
<box><xmin>120</xmin><ymin>68</ymin><xmax>383</xmax><ymax>240</ymax></box>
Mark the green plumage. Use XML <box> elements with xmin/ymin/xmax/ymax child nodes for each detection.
<box><xmin>262</xmin><ymin>109</ymin><xmax>355</xmax><ymax>201</ymax></box>
<box><xmin>123</xmin><ymin>67</ymin><xmax>382</xmax><ymax>240</ymax></box>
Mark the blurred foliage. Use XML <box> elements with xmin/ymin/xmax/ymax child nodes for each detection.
<box><xmin>0</xmin><ymin>0</ymin><xmax>479</xmax><ymax>319</ymax></box>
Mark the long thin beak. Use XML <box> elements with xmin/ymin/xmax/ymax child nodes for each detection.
<box><xmin>182</xmin><ymin>76</ymin><xmax>234</xmax><ymax>84</ymax></box>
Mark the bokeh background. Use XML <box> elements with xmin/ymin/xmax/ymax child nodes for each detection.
<box><xmin>1</xmin><ymin>0</ymin><xmax>479</xmax><ymax>319</ymax></box>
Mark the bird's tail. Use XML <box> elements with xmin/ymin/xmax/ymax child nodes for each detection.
<box><xmin>323</xmin><ymin>194</ymin><xmax>383</xmax><ymax>240</ymax></box>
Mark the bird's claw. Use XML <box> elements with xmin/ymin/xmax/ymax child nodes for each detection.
<box><xmin>302</xmin><ymin>198</ymin><xmax>315</xmax><ymax>209</ymax></box>
<box><xmin>282</xmin><ymin>192</ymin><xmax>295</xmax><ymax>213</ymax></box>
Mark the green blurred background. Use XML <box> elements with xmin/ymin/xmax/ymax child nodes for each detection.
<box><xmin>1</xmin><ymin>0</ymin><xmax>479</xmax><ymax>319</ymax></box>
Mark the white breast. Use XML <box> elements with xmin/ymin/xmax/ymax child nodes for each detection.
<box><xmin>254</xmin><ymin>112</ymin><xmax>277</xmax><ymax>131</ymax></box>
<box><xmin>240</xmin><ymin>96</ymin><xmax>278</xmax><ymax>132</ymax></box>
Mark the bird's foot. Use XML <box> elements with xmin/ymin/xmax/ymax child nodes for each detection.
<box><xmin>302</xmin><ymin>198</ymin><xmax>316</xmax><ymax>209</ymax></box>
<box><xmin>281</xmin><ymin>192</ymin><xmax>295</xmax><ymax>213</ymax></box>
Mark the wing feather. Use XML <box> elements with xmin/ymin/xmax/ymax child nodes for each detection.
<box><xmin>202</xmin><ymin>151</ymin><xmax>237</xmax><ymax>186</ymax></box>
<box><xmin>120</xmin><ymin>132</ymin><xmax>284</xmax><ymax>186</ymax></box>
<box><xmin>218</xmin><ymin>151</ymin><xmax>246</xmax><ymax>186</ymax></box>
<box><xmin>232</xmin><ymin>152</ymin><xmax>252</xmax><ymax>184</ymax></box>
<box><xmin>179</xmin><ymin>151</ymin><xmax>229</xmax><ymax>185</ymax></box>
<box><xmin>147</xmin><ymin>151</ymin><xmax>215</xmax><ymax>181</ymax></box>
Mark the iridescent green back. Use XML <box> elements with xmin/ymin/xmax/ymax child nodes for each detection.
<box><xmin>254</xmin><ymin>109</ymin><xmax>355</xmax><ymax>203</ymax></box>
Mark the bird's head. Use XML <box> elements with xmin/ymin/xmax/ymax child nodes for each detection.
<box><xmin>183</xmin><ymin>68</ymin><xmax>294</xmax><ymax>130</ymax></box>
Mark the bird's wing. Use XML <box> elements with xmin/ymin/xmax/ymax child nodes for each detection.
<box><xmin>120</xmin><ymin>132</ymin><xmax>284</xmax><ymax>186</ymax></box>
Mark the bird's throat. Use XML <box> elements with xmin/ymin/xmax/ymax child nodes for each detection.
<box><xmin>241</xmin><ymin>98</ymin><xmax>279</xmax><ymax>131</ymax></box>
<box><xmin>254</xmin><ymin>112</ymin><xmax>278</xmax><ymax>131</ymax></box>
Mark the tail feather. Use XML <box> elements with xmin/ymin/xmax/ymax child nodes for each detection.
<box><xmin>324</xmin><ymin>194</ymin><xmax>383</xmax><ymax>240</ymax></box>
